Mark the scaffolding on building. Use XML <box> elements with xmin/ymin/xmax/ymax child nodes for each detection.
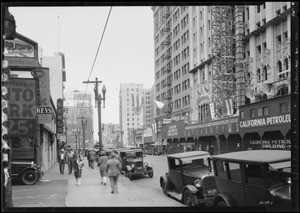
<box><xmin>211</xmin><ymin>5</ymin><xmax>239</xmax><ymax>118</ymax></box>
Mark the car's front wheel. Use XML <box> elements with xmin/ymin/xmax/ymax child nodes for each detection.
<box><xmin>148</xmin><ymin>170</ymin><xmax>153</xmax><ymax>178</ymax></box>
<box><xmin>21</xmin><ymin>170</ymin><xmax>38</xmax><ymax>185</ymax></box>
<box><xmin>216</xmin><ymin>200</ymin><xmax>228</xmax><ymax>207</ymax></box>
<box><xmin>128</xmin><ymin>173</ymin><xmax>133</xmax><ymax>180</ymax></box>
<box><xmin>183</xmin><ymin>190</ymin><xmax>198</xmax><ymax>207</ymax></box>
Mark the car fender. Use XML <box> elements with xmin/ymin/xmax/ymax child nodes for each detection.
<box><xmin>183</xmin><ymin>184</ymin><xmax>198</xmax><ymax>194</ymax></box>
<box><xmin>212</xmin><ymin>193</ymin><xmax>232</xmax><ymax>207</ymax></box>
<box><xmin>18</xmin><ymin>167</ymin><xmax>37</xmax><ymax>177</ymax></box>
<box><xmin>160</xmin><ymin>175</ymin><xmax>168</xmax><ymax>188</ymax></box>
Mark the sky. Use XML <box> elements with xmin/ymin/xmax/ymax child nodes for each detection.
<box><xmin>9</xmin><ymin>5</ymin><xmax>155</xmax><ymax>126</ymax></box>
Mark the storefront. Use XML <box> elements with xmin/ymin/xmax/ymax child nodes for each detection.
<box><xmin>239</xmin><ymin>94</ymin><xmax>291</xmax><ymax>150</ymax></box>
<box><xmin>186</xmin><ymin>116</ymin><xmax>240</xmax><ymax>154</ymax></box>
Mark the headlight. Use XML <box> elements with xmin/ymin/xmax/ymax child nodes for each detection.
<box><xmin>144</xmin><ymin>162</ymin><xmax>148</xmax><ymax>167</ymax></box>
<box><xmin>131</xmin><ymin>164</ymin><xmax>135</xmax><ymax>168</ymax></box>
<box><xmin>194</xmin><ymin>178</ymin><xmax>202</xmax><ymax>187</ymax></box>
<box><xmin>287</xmin><ymin>177</ymin><xmax>291</xmax><ymax>184</ymax></box>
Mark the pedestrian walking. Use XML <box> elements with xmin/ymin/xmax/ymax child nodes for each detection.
<box><xmin>59</xmin><ymin>147</ymin><xmax>66</xmax><ymax>174</ymax></box>
<box><xmin>106</xmin><ymin>152</ymin><xmax>121</xmax><ymax>193</ymax></box>
<box><xmin>73</xmin><ymin>154</ymin><xmax>84</xmax><ymax>185</ymax></box>
<box><xmin>98</xmin><ymin>151</ymin><xmax>108</xmax><ymax>185</ymax></box>
<box><xmin>89</xmin><ymin>149</ymin><xmax>96</xmax><ymax>169</ymax></box>
<box><xmin>87</xmin><ymin>150</ymin><xmax>91</xmax><ymax>168</ymax></box>
<box><xmin>66</xmin><ymin>147</ymin><xmax>74</xmax><ymax>174</ymax></box>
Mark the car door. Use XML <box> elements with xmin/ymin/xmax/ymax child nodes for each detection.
<box><xmin>214</xmin><ymin>160</ymin><xmax>247</xmax><ymax>206</ymax></box>
<box><xmin>168</xmin><ymin>158</ymin><xmax>184</xmax><ymax>193</ymax></box>
<box><xmin>243</xmin><ymin>163</ymin><xmax>268</xmax><ymax>206</ymax></box>
<box><xmin>225</xmin><ymin>162</ymin><xmax>247</xmax><ymax>206</ymax></box>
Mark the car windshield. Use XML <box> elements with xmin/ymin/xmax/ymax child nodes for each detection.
<box><xmin>180</xmin><ymin>156</ymin><xmax>210</xmax><ymax>170</ymax></box>
<box><xmin>268</xmin><ymin>161</ymin><xmax>291</xmax><ymax>187</ymax></box>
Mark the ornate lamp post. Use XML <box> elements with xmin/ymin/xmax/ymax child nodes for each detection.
<box><xmin>96</xmin><ymin>85</ymin><xmax>106</xmax><ymax>152</ymax></box>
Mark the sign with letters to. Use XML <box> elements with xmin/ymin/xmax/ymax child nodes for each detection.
<box><xmin>2</xmin><ymin>78</ymin><xmax>36</xmax><ymax>137</ymax></box>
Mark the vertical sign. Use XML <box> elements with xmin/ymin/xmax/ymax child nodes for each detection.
<box><xmin>2</xmin><ymin>79</ymin><xmax>36</xmax><ymax>137</ymax></box>
<box><xmin>38</xmin><ymin>68</ymin><xmax>52</xmax><ymax>124</ymax></box>
<box><xmin>57</xmin><ymin>98</ymin><xmax>64</xmax><ymax>133</ymax></box>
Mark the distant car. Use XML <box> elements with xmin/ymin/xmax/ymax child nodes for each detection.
<box><xmin>211</xmin><ymin>150</ymin><xmax>291</xmax><ymax>211</ymax></box>
<box><xmin>11</xmin><ymin>161</ymin><xmax>43</xmax><ymax>185</ymax></box>
<box><xmin>160</xmin><ymin>151</ymin><xmax>217</xmax><ymax>207</ymax></box>
<box><xmin>119</xmin><ymin>148</ymin><xmax>153</xmax><ymax>180</ymax></box>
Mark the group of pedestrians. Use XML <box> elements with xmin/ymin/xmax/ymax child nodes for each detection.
<box><xmin>59</xmin><ymin>147</ymin><xmax>122</xmax><ymax>193</ymax></box>
<box><xmin>58</xmin><ymin>147</ymin><xmax>84</xmax><ymax>185</ymax></box>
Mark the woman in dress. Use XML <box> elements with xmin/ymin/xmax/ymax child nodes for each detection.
<box><xmin>98</xmin><ymin>151</ymin><xmax>108</xmax><ymax>185</ymax></box>
<box><xmin>73</xmin><ymin>153</ymin><xmax>84</xmax><ymax>185</ymax></box>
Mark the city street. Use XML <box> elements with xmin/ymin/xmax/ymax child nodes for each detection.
<box><xmin>11</xmin><ymin>155</ymin><xmax>185</xmax><ymax>209</ymax></box>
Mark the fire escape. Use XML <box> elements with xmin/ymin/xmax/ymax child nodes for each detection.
<box><xmin>211</xmin><ymin>6</ymin><xmax>237</xmax><ymax>118</ymax></box>
<box><xmin>162</xmin><ymin>7</ymin><xmax>172</xmax><ymax>117</ymax></box>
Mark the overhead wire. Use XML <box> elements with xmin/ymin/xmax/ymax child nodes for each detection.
<box><xmin>76</xmin><ymin>6</ymin><xmax>113</xmax><ymax>117</ymax></box>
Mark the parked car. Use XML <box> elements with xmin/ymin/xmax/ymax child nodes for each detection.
<box><xmin>211</xmin><ymin>150</ymin><xmax>291</xmax><ymax>211</ymax></box>
<box><xmin>11</xmin><ymin>161</ymin><xmax>43</xmax><ymax>185</ymax></box>
<box><xmin>160</xmin><ymin>151</ymin><xmax>217</xmax><ymax>207</ymax></box>
<box><xmin>119</xmin><ymin>148</ymin><xmax>153</xmax><ymax>180</ymax></box>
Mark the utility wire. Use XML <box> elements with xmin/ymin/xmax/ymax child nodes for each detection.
<box><xmin>77</xmin><ymin>6</ymin><xmax>112</xmax><ymax>116</ymax></box>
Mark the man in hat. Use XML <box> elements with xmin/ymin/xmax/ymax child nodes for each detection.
<box><xmin>106</xmin><ymin>152</ymin><xmax>121</xmax><ymax>193</ymax></box>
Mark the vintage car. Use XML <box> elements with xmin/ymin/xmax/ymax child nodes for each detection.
<box><xmin>119</xmin><ymin>148</ymin><xmax>153</xmax><ymax>180</ymax></box>
<box><xmin>160</xmin><ymin>151</ymin><xmax>217</xmax><ymax>207</ymax></box>
<box><xmin>211</xmin><ymin>150</ymin><xmax>291</xmax><ymax>211</ymax></box>
<box><xmin>11</xmin><ymin>161</ymin><xmax>44</xmax><ymax>185</ymax></box>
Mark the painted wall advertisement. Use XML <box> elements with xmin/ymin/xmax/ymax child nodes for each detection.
<box><xmin>3</xmin><ymin>78</ymin><xmax>36</xmax><ymax>137</ymax></box>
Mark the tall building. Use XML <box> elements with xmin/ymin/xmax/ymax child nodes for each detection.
<box><xmin>41</xmin><ymin>51</ymin><xmax>66</xmax><ymax>108</ymax></box>
<box><xmin>119</xmin><ymin>83</ymin><xmax>144</xmax><ymax>147</ymax></box>
<box><xmin>152</xmin><ymin>6</ymin><xmax>192</xmax><ymax>142</ymax></box>
<box><xmin>64</xmin><ymin>90</ymin><xmax>94</xmax><ymax>149</ymax></box>
<box><xmin>153</xmin><ymin>3</ymin><xmax>292</xmax><ymax>154</ymax></box>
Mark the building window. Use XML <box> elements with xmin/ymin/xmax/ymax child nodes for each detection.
<box><xmin>240</xmin><ymin>111</ymin><xmax>244</xmax><ymax>119</ymax></box>
<box><xmin>284</xmin><ymin>58</ymin><xmax>289</xmax><ymax>71</ymax></box>
<box><xmin>257</xmin><ymin>68</ymin><xmax>262</xmax><ymax>83</ymax></box>
<box><xmin>250</xmin><ymin>109</ymin><xmax>256</xmax><ymax>118</ymax></box>
<box><xmin>257</xmin><ymin>45</ymin><xmax>261</xmax><ymax>54</ymax></box>
<box><xmin>257</xmin><ymin>5</ymin><xmax>260</xmax><ymax>13</ymax></box>
<box><xmin>263</xmin><ymin>107</ymin><xmax>269</xmax><ymax>116</ymax></box>
<box><xmin>257</xmin><ymin>108</ymin><xmax>263</xmax><ymax>117</ymax></box>
<box><xmin>279</xmin><ymin>102</ymin><xmax>290</xmax><ymax>114</ymax></box>
<box><xmin>277</xmin><ymin>35</ymin><xmax>282</xmax><ymax>46</ymax></box>
<box><xmin>263</xmin><ymin>66</ymin><xmax>268</xmax><ymax>81</ymax></box>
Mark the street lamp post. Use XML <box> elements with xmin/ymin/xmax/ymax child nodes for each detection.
<box><xmin>97</xmin><ymin>85</ymin><xmax>106</xmax><ymax>152</ymax></box>
<box><xmin>77</xmin><ymin>116</ymin><xmax>87</xmax><ymax>156</ymax></box>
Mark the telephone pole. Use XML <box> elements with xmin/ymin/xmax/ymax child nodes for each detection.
<box><xmin>77</xmin><ymin>116</ymin><xmax>87</xmax><ymax>156</ymax></box>
<box><xmin>83</xmin><ymin>78</ymin><xmax>106</xmax><ymax>152</ymax></box>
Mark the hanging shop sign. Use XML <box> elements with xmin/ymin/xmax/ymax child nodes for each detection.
<box><xmin>2</xmin><ymin>78</ymin><xmax>36</xmax><ymax>137</ymax></box>
<box><xmin>57</xmin><ymin>98</ymin><xmax>64</xmax><ymax>134</ymax></box>
<box><xmin>162</xmin><ymin>120</ymin><xmax>185</xmax><ymax>139</ymax></box>
<box><xmin>4</xmin><ymin>32</ymin><xmax>39</xmax><ymax>69</ymax></box>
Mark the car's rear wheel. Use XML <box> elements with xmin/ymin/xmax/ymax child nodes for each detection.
<box><xmin>161</xmin><ymin>181</ymin><xmax>169</xmax><ymax>197</ymax></box>
<box><xmin>183</xmin><ymin>190</ymin><xmax>198</xmax><ymax>207</ymax></box>
<box><xmin>148</xmin><ymin>170</ymin><xmax>153</xmax><ymax>178</ymax></box>
<box><xmin>216</xmin><ymin>200</ymin><xmax>228</xmax><ymax>207</ymax></box>
<box><xmin>21</xmin><ymin>170</ymin><xmax>38</xmax><ymax>185</ymax></box>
